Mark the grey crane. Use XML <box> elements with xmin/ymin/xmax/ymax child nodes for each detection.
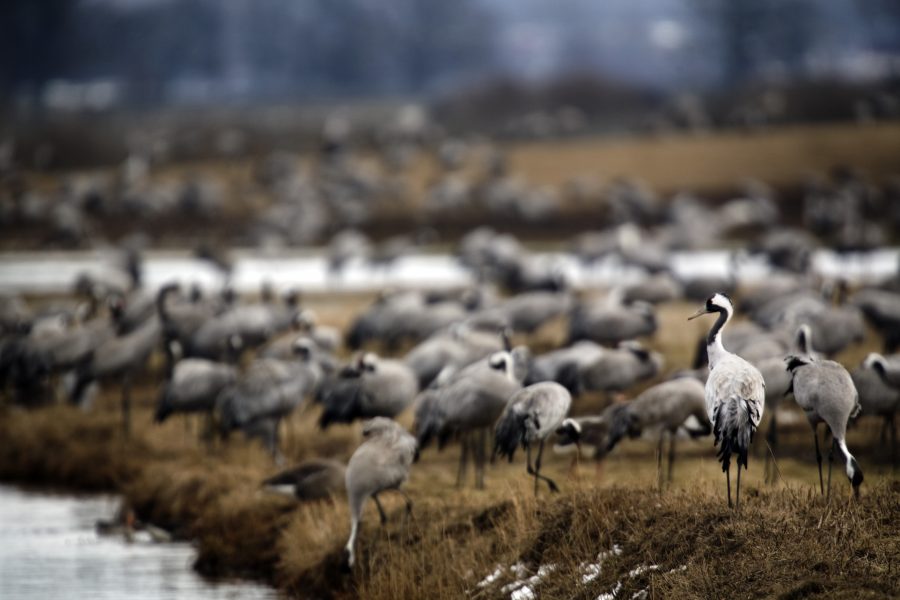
<box><xmin>294</xmin><ymin>309</ymin><xmax>342</xmax><ymax>354</ymax></box>
<box><xmin>738</xmin><ymin>274</ymin><xmax>810</xmax><ymax>315</ymax></box>
<box><xmin>190</xmin><ymin>296</ymin><xmax>295</xmax><ymax>361</ymax></box>
<box><xmin>864</xmin><ymin>352</ymin><xmax>900</xmax><ymax>387</ymax></box>
<box><xmin>851</xmin><ymin>358</ymin><xmax>899</xmax><ymax>465</ymax></box>
<box><xmin>578</xmin><ymin>341</ymin><xmax>664</xmax><ymax>399</ymax></box>
<box><xmin>622</xmin><ymin>273</ymin><xmax>683</xmax><ymax>305</ymax></box>
<box><xmin>853</xmin><ymin>289</ymin><xmax>900</xmax><ymax>352</ymax></box>
<box><xmin>261</xmin><ymin>335</ymin><xmax>339</xmax><ymax>384</ymax></box>
<box><xmin>554</xmin><ymin>416</ymin><xmax>610</xmax><ymax>467</ymax></box>
<box><xmin>262</xmin><ymin>458</ymin><xmax>346</xmax><ymax>501</ymax></box>
<box><xmin>490</xmin><ymin>291</ymin><xmax>572</xmax><ymax>334</ymax></box>
<box><xmin>493</xmin><ymin>381</ymin><xmax>572</xmax><ymax>495</ymax></box>
<box><xmin>786</xmin><ymin>355</ymin><xmax>864</xmax><ymax>497</ymax></box>
<box><xmin>610</xmin><ymin>223</ymin><xmax>669</xmax><ymax>273</ymax></box>
<box><xmin>749</xmin><ymin>288</ymin><xmax>825</xmax><ymax>331</ymax></box>
<box><xmin>156</xmin><ymin>283</ymin><xmax>224</xmax><ymax>374</ymax></box>
<box><xmin>344</xmin><ymin>417</ymin><xmax>417</xmax><ymax>568</ymax></box>
<box><xmin>403</xmin><ymin>324</ymin><xmax>503</xmax><ymax>389</ymax></box>
<box><xmin>525</xmin><ymin>340</ymin><xmax>605</xmax><ymax>396</ymax></box>
<box><xmin>217</xmin><ymin>351</ymin><xmax>322</xmax><ymax>460</ymax></box>
<box><xmin>605</xmin><ymin>377</ymin><xmax>712</xmax><ymax>488</ymax></box>
<box><xmin>688</xmin><ymin>293</ymin><xmax>765</xmax><ymax>510</ymax></box>
<box><xmin>345</xmin><ymin>290</ymin><xmax>429</xmax><ymax>350</ymax></box>
<box><xmin>70</xmin><ymin>314</ymin><xmax>161</xmax><ymax>435</ymax></box>
<box><xmin>12</xmin><ymin>303</ymin><xmax>118</xmax><ymax>405</ymax></box>
<box><xmin>318</xmin><ymin>352</ymin><xmax>418</xmax><ymax>428</ymax></box>
<box><xmin>327</xmin><ymin>229</ymin><xmax>372</xmax><ymax>277</ymax></box>
<box><xmin>414</xmin><ymin>347</ymin><xmax>528</xmax><ymax>489</ymax></box>
<box><xmin>861</xmin><ymin>352</ymin><xmax>900</xmax><ymax>463</ymax></box>
<box><xmin>154</xmin><ymin>357</ymin><xmax>237</xmax><ymax>442</ymax></box>
<box><xmin>751</xmin><ymin>227</ymin><xmax>817</xmax><ymax>273</ymax></box>
<box><xmin>753</xmin><ymin>324</ymin><xmax>817</xmax><ymax>482</ymax></box>
<box><xmin>0</xmin><ymin>293</ymin><xmax>32</xmax><ymax>334</ymax></box>
<box><xmin>794</xmin><ymin>305</ymin><xmax>866</xmax><ymax>358</ymax></box>
<box><xmin>568</xmin><ymin>296</ymin><xmax>657</xmax><ymax>346</ymax></box>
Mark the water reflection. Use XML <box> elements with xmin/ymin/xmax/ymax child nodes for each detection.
<box><xmin>0</xmin><ymin>485</ymin><xmax>278</xmax><ymax>600</ymax></box>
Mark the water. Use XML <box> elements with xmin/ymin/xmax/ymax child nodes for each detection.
<box><xmin>0</xmin><ymin>485</ymin><xmax>278</xmax><ymax>600</ymax></box>
<box><xmin>0</xmin><ymin>248</ymin><xmax>897</xmax><ymax>295</ymax></box>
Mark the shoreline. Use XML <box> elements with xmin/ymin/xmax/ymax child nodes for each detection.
<box><xmin>1</xmin><ymin>403</ymin><xmax>897</xmax><ymax>599</ymax></box>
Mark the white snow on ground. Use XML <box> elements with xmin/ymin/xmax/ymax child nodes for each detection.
<box><xmin>1</xmin><ymin>248</ymin><xmax>896</xmax><ymax>294</ymax></box>
<box><xmin>501</xmin><ymin>563</ymin><xmax>557</xmax><ymax>600</ymax></box>
<box><xmin>473</xmin><ymin>544</ymin><xmax>631</xmax><ymax>599</ymax></box>
<box><xmin>580</xmin><ymin>544</ymin><xmax>623</xmax><ymax>584</ymax></box>
<box><xmin>471</xmin><ymin>547</ymin><xmax>686</xmax><ymax>600</ymax></box>
<box><xmin>595</xmin><ymin>563</ymin><xmax>688</xmax><ymax>600</ymax></box>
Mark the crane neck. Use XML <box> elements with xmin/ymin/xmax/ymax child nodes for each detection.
<box><xmin>706</xmin><ymin>307</ymin><xmax>731</xmax><ymax>367</ymax></box>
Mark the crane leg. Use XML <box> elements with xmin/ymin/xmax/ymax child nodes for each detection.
<box><xmin>568</xmin><ymin>446</ymin><xmax>580</xmax><ymax>480</ymax></box>
<box><xmin>475</xmin><ymin>428</ymin><xmax>486</xmax><ymax>490</ymax></box>
<box><xmin>827</xmin><ymin>438</ymin><xmax>835</xmax><ymax>500</ymax></box>
<box><xmin>121</xmin><ymin>375</ymin><xmax>132</xmax><ymax>438</ymax></box>
<box><xmin>529</xmin><ymin>439</ymin><xmax>559</xmax><ymax>494</ymax></box>
<box><xmin>373</xmin><ymin>493</ymin><xmax>388</xmax><ymax>526</ymax></box>
<box><xmin>526</xmin><ymin>443</ymin><xmax>538</xmax><ymax>496</ymax></box>
<box><xmin>202</xmin><ymin>411</ymin><xmax>215</xmax><ymax>449</ymax></box>
<box><xmin>456</xmin><ymin>433</ymin><xmax>470</xmax><ymax>488</ymax></box>
<box><xmin>889</xmin><ymin>415</ymin><xmax>897</xmax><ymax>468</ymax></box>
<box><xmin>726</xmin><ymin>464</ymin><xmax>732</xmax><ymax>508</ymax></box>
<box><xmin>814</xmin><ymin>426</ymin><xmax>824</xmax><ymax>495</ymax></box>
<box><xmin>736</xmin><ymin>464</ymin><xmax>742</xmax><ymax>512</ymax></box>
<box><xmin>273</xmin><ymin>419</ymin><xmax>281</xmax><ymax>458</ymax></box>
<box><xmin>765</xmin><ymin>412</ymin><xmax>777</xmax><ymax>484</ymax></box>
<box><xmin>668</xmin><ymin>432</ymin><xmax>676</xmax><ymax>484</ymax></box>
<box><xmin>656</xmin><ymin>433</ymin><xmax>664</xmax><ymax>492</ymax></box>
<box><xmin>395</xmin><ymin>489</ymin><xmax>413</xmax><ymax>516</ymax></box>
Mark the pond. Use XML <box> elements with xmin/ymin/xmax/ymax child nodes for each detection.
<box><xmin>0</xmin><ymin>484</ymin><xmax>279</xmax><ymax>600</ymax></box>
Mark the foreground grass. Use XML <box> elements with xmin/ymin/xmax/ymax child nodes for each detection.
<box><xmin>1</xmin><ymin>396</ymin><xmax>897</xmax><ymax>599</ymax></box>
<box><xmin>1</xmin><ymin>300</ymin><xmax>897</xmax><ymax>598</ymax></box>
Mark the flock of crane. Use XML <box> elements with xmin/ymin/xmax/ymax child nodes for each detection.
<box><xmin>4</xmin><ymin>140</ymin><xmax>900</xmax><ymax>568</ymax></box>
<box><xmin>3</xmin><ymin>223</ymin><xmax>900</xmax><ymax>567</ymax></box>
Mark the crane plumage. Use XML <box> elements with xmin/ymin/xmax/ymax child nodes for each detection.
<box><xmin>786</xmin><ymin>354</ymin><xmax>864</xmax><ymax>497</ymax></box>
<box><xmin>493</xmin><ymin>381</ymin><xmax>571</xmax><ymax>495</ymax></box>
<box><xmin>344</xmin><ymin>417</ymin><xmax>417</xmax><ymax>568</ymax></box>
<box><xmin>689</xmin><ymin>293</ymin><xmax>765</xmax><ymax>509</ymax></box>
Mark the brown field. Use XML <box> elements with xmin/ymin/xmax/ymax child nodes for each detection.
<box><xmin>506</xmin><ymin>122</ymin><xmax>900</xmax><ymax>191</ymax></box>
<box><xmin>1</xmin><ymin>299</ymin><xmax>898</xmax><ymax>599</ymax></box>
<box><xmin>11</xmin><ymin>122</ymin><xmax>900</xmax><ymax>250</ymax></box>
<box><xmin>131</xmin><ymin>121</ymin><xmax>900</xmax><ymax>196</ymax></box>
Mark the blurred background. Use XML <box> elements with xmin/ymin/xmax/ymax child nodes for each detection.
<box><xmin>3</xmin><ymin>0</ymin><xmax>900</xmax><ymax>166</ymax></box>
<box><xmin>2</xmin><ymin>4</ymin><xmax>900</xmax><ymax>599</ymax></box>
<box><xmin>2</xmin><ymin>0</ymin><xmax>900</xmax><ymax>283</ymax></box>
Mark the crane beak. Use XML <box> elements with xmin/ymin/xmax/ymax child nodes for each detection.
<box><xmin>687</xmin><ymin>307</ymin><xmax>709</xmax><ymax>321</ymax></box>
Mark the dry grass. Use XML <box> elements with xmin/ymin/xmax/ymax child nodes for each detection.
<box><xmin>13</xmin><ymin>122</ymin><xmax>900</xmax><ymax>251</ymax></box>
<box><xmin>506</xmin><ymin>122</ymin><xmax>900</xmax><ymax>192</ymax></box>
<box><xmin>1</xmin><ymin>298</ymin><xmax>898</xmax><ymax>598</ymax></box>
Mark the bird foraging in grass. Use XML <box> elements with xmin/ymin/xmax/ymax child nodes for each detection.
<box><xmin>688</xmin><ymin>293</ymin><xmax>765</xmax><ymax>510</ymax></box>
<box><xmin>262</xmin><ymin>458</ymin><xmax>346</xmax><ymax>501</ymax></box>
<box><xmin>344</xmin><ymin>417</ymin><xmax>417</xmax><ymax>569</ymax></box>
<box><xmin>786</xmin><ymin>354</ymin><xmax>864</xmax><ymax>498</ymax></box>
<box><xmin>493</xmin><ymin>381</ymin><xmax>571</xmax><ymax>495</ymax></box>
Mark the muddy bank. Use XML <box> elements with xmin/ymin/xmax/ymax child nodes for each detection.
<box><xmin>1</xmin><ymin>404</ymin><xmax>897</xmax><ymax>599</ymax></box>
